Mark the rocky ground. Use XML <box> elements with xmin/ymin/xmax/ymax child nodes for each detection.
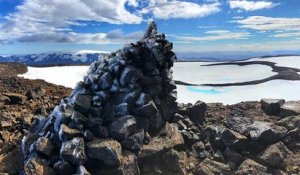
<box><xmin>0</xmin><ymin>62</ymin><xmax>299</xmax><ymax>175</ymax></box>
<box><xmin>0</xmin><ymin>63</ymin><xmax>72</xmax><ymax>174</ymax></box>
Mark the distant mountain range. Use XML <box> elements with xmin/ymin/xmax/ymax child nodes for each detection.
<box><xmin>1</xmin><ymin>50</ymin><xmax>300</xmax><ymax>66</ymax></box>
<box><xmin>0</xmin><ymin>52</ymin><xmax>108</xmax><ymax>66</ymax></box>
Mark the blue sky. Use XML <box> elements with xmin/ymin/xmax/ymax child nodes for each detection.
<box><xmin>0</xmin><ymin>0</ymin><xmax>300</xmax><ymax>55</ymax></box>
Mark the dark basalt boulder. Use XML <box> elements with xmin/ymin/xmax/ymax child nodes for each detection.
<box><xmin>261</xmin><ymin>98</ymin><xmax>285</xmax><ymax>116</ymax></box>
<box><xmin>86</xmin><ymin>139</ymin><xmax>122</xmax><ymax>166</ymax></box>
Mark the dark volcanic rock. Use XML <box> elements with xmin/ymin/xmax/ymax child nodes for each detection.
<box><xmin>261</xmin><ymin>98</ymin><xmax>285</xmax><ymax>115</ymax></box>
<box><xmin>86</xmin><ymin>139</ymin><xmax>122</xmax><ymax>166</ymax></box>
<box><xmin>31</xmin><ymin>137</ymin><xmax>54</xmax><ymax>156</ymax></box>
<box><xmin>259</xmin><ymin>142</ymin><xmax>291</xmax><ymax>168</ymax></box>
<box><xmin>221</xmin><ymin>129</ymin><xmax>248</xmax><ymax>148</ymax></box>
<box><xmin>109</xmin><ymin>115</ymin><xmax>137</xmax><ymax>140</ymax></box>
<box><xmin>60</xmin><ymin>137</ymin><xmax>87</xmax><ymax>165</ymax></box>
<box><xmin>24</xmin><ymin>157</ymin><xmax>55</xmax><ymax>175</ymax></box>
<box><xmin>247</xmin><ymin>121</ymin><xmax>287</xmax><ymax>144</ymax></box>
<box><xmin>74</xmin><ymin>94</ymin><xmax>92</xmax><ymax>113</ymax></box>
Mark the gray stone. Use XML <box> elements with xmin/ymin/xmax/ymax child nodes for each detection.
<box><xmin>280</xmin><ymin>101</ymin><xmax>300</xmax><ymax>117</ymax></box>
<box><xmin>24</xmin><ymin>158</ymin><xmax>55</xmax><ymax>175</ymax></box>
<box><xmin>247</xmin><ymin>121</ymin><xmax>287</xmax><ymax>144</ymax></box>
<box><xmin>225</xmin><ymin>116</ymin><xmax>253</xmax><ymax>135</ymax></box>
<box><xmin>59</xmin><ymin>124</ymin><xmax>83</xmax><ymax>141</ymax></box>
<box><xmin>98</xmin><ymin>72</ymin><xmax>113</xmax><ymax>90</ymax></box>
<box><xmin>121</xmin><ymin>129</ymin><xmax>144</xmax><ymax>151</ymax></box>
<box><xmin>86</xmin><ymin>139</ymin><xmax>122</xmax><ymax>166</ymax></box>
<box><xmin>109</xmin><ymin>115</ymin><xmax>137</xmax><ymax>140</ymax></box>
<box><xmin>261</xmin><ymin>98</ymin><xmax>285</xmax><ymax>115</ymax></box>
<box><xmin>276</xmin><ymin>115</ymin><xmax>300</xmax><ymax>130</ymax></box>
<box><xmin>132</xmin><ymin>101</ymin><xmax>158</xmax><ymax>118</ymax></box>
<box><xmin>259</xmin><ymin>142</ymin><xmax>291</xmax><ymax>168</ymax></box>
<box><xmin>221</xmin><ymin>129</ymin><xmax>248</xmax><ymax>148</ymax></box>
<box><xmin>60</xmin><ymin>137</ymin><xmax>87</xmax><ymax>165</ymax></box>
<box><xmin>74</xmin><ymin>94</ymin><xmax>92</xmax><ymax>113</ymax></box>
<box><xmin>32</xmin><ymin>137</ymin><xmax>54</xmax><ymax>156</ymax></box>
<box><xmin>72</xmin><ymin>111</ymin><xmax>88</xmax><ymax>124</ymax></box>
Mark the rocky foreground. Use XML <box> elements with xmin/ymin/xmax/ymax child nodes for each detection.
<box><xmin>0</xmin><ymin>71</ymin><xmax>300</xmax><ymax>174</ymax></box>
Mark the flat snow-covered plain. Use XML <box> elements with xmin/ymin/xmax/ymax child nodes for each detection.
<box><xmin>19</xmin><ymin>56</ymin><xmax>300</xmax><ymax>104</ymax></box>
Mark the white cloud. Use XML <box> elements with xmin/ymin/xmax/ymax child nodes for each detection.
<box><xmin>235</xmin><ymin>16</ymin><xmax>300</xmax><ymax>31</ymax></box>
<box><xmin>273</xmin><ymin>32</ymin><xmax>300</xmax><ymax>38</ymax></box>
<box><xmin>228</xmin><ymin>0</ymin><xmax>279</xmax><ymax>12</ymax></box>
<box><xmin>0</xmin><ymin>0</ymin><xmax>222</xmax><ymax>43</ymax></box>
<box><xmin>16</xmin><ymin>29</ymin><xmax>143</xmax><ymax>44</ymax></box>
<box><xmin>173</xmin><ymin>30</ymin><xmax>250</xmax><ymax>42</ymax></box>
<box><xmin>140</xmin><ymin>0</ymin><xmax>221</xmax><ymax>19</ymax></box>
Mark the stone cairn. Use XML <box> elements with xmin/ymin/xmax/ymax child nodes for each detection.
<box><xmin>21</xmin><ymin>21</ymin><xmax>178</xmax><ymax>175</ymax></box>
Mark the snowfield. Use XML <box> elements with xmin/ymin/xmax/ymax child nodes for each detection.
<box><xmin>19</xmin><ymin>56</ymin><xmax>300</xmax><ymax>104</ymax></box>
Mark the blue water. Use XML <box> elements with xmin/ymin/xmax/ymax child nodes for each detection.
<box><xmin>187</xmin><ymin>86</ymin><xmax>224</xmax><ymax>95</ymax></box>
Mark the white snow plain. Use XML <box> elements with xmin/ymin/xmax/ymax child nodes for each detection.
<box><xmin>19</xmin><ymin>56</ymin><xmax>300</xmax><ymax>104</ymax></box>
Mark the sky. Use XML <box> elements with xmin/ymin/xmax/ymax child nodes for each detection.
<box><xmin>0</xmin><ymin>0</ymin><xmax>300</xmax><ymax>55</ymax></box>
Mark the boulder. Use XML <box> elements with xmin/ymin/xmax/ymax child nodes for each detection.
<box><xmin>109</xmin><ymin>115</ymin><xmax>137</xmax><ymax>140</ymax></box>
<box><xmin>59</xmin><ymin>124</ymin><xmax>83</xmax><ymax>141</ymax></box>
<box><xmin>259</xmin><ymin>142</ymin><xmax>291</xmax><ymax>168</ymax></box>
<box><xmin>98</xmin><ymin>72</ymin><xmax>113</xmax><ymax>90</ymax></box>
<box><xmin>247</xmin><ymin>121</ymin><xmax>287</xmax><ymax>144</ymax></box>
<box><xmin>139</xmin><ymin>148</ymin><xmax>187</xmax><ymax>175</ymax></box>
<box><xmin>178</xmin><ymin>101</ymin><xmax>207</xmax><ymax>123</ymax></box>
<box><xmin>139</xmin><ymin>123</ymin><xmax>184</xmax><ymax>158</ymax></box>
<box><xmin>86</xmin><ymin>139</ymin><xmax>122</xmax><ymax>166</ymax></box>
<box><xmin>121</xmin><ymin>129</ymin><xmax>144</xmax><ymax>151</ymax></box>
<box><xmin>225</xmin><ymin>116</ymin><xmax>253</xmax><ymax>135</ymax></box>
<box><xmin>71</xmin><ymin>111</ymin><xmax>88</xmax><ymax>124</ymax></box>
<box><xmin>32</xmin><ymin>137</ymin><xmax>54</xmax><ymax>156</ymax></box>
<box><xmin>60</xmin><ymin>137</ymin><xmax>87</xmax><ymax>165</ymax></box>
<box><xmin>132</xmin><ymin>101</ymin><xmax>158</xmax><ymax>118</ymax></box>
<box><xmin>261</xmin><ymin>98</ymin><xmax>285</xmax><ymax>115</ymax></box>
<box><xmin>236</xmin><ymin>159</ymin><xmax>268</xmax><ymax>175</ymax></box>
<box><xmin>221</xmin><ymin>129</ymin><xmax>248</xmax><ymax>149</ymax></box>
<box><xmin>276</xmin><ymin>115</ymin><xmax>300</xmax><ymax>130</ymax></box>
<box><xmin>73</xmin><ymin>94</ymin><xmax>92</xmax><ymax>114</ymax></box>
<box><xmin>24</xmin><ymin>157</ymin><xmax>55</xmax><ymax>175</ymax></box>
<box><xmin>280</xmin><ymin>101</ymin><xmax>300</xmax><ymax>117</ymax></box>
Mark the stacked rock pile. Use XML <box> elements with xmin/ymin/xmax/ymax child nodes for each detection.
<box><xmin>21</xmin><ymin>21</ymin><xmax>177</xmax><ymax>175</ymax></box>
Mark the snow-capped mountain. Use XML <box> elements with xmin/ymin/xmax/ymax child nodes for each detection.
<box><xmin>0</xmin><ymin>51</ymin><xmax>109</xmax><ymax>66</ymax></box>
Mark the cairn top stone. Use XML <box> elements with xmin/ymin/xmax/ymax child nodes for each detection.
<box><xmin>143</xmin><ymin>20</ymin><xmax>158</xmax><ymax>39</ymax></box>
